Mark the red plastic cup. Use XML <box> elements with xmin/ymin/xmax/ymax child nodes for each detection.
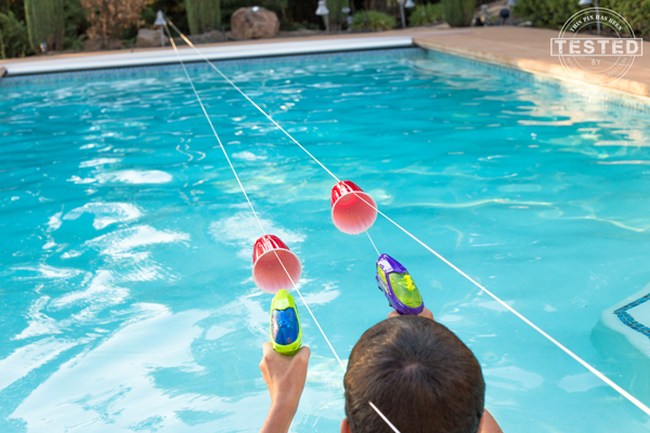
<box><xmin>252</xmin><ymin>234</ymin><xmax>302</xmax><ymax>293</ymax></box>
<box><xmin>330</xmin><ymin>180</ymin><xmax>378</xmax><ymax>235</ymax></box>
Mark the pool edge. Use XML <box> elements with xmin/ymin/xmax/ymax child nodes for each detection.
<box><xmin>413</xmin><ymin>34</ymin><xmax>650</xmax><ymax>103</ymax></box>
<box><xmin>0</xmin><ymin>36</ymin><xmax>414</xmax><ymax>77</ymax></box>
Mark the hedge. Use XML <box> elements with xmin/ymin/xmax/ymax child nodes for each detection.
<box><xmin>514</xmin><ymin>0</ymin><xmax>649</xmax><ymax>39</ymax></box>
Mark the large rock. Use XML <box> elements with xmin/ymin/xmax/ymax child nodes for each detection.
<box><xmin>230</xmin><ymin>7</ymin><xmax>279</xmax><ymax>40</ymax></box>
<box><xmin>135</xmin><ymin>28</ymin><xmax>168</xmax><ymax>48</ymax></box>
<box><xmin>0</xmin><ymin>67</ymin><xmax>6</xmax><ymax>78</ymax></box>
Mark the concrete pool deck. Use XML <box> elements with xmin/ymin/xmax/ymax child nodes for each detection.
<box><xmin>413</xmin><ymin>27</ymin><xmax>650</xmax><ymax>100</ymax></box>
<box><xmin>1</xmin><ymin>26</ymin><xmax>649</xmax><ymax>100</ymax></box>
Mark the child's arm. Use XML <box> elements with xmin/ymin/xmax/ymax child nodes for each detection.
<box><xmin>259</xmin><ymin>342</ymin><xmax>311</xmax><ymax>433</ymax></box>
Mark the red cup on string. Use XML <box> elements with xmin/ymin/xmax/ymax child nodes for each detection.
<box><xmin>330</xmin><ymin>180</ymin><xmax>378</xmax><ymax>235</ymax></box>
<box><xmin>252</xmin><ymin>234</ymin><xmax>302</xmax><ymax>293</ymax></box>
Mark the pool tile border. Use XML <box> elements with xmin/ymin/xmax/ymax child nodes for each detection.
<box><xmin>614</xmin><ymin>293</ymin><xmax>650</xmax><ymax>340</ymax></box>
<box><xmin>1</xmin><ymin>47</ymin><xmax>417</xmax><ymax>85</ymax></box>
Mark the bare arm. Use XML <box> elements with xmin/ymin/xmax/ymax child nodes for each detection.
<box><xmin>259</xmin><ymin>343</ymin><xmax>310</xmax><ymax>433</ymax></box>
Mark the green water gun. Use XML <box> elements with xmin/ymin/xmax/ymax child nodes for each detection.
<box><xmin>269</xmin><ymin>289</ymin><xmax>303</xmax><ymax>356</ymax></box>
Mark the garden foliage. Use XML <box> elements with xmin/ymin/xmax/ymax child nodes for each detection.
<box><xmin>186</xmin><ymin>0</ymin><xmax>221</xmax><ymax>35</ymax></box>
<box><xmin>24</xmin><ymin>0</ymin><xmax>65</xmax><ymax>51</ymax></box>
<box><xmin>80</xmin><ymin>0</ymin><xmax>148</xmax><ymax>49</ymax></box>
<box><xmin>0</xmin><ymin>11</ymin><xmax>30</xmax><ymax>58</ymax></box>
<box><xmin>64</xmin><ymin>0</ymin><xmax>88</xmax><ymax>50</ymax></box>
<box><xmin>607</xmin><ymin>0</ymin><xmax>650</xmax><ymax>38</ymax></box>
<box><xmin>351</xmin><ymin>10</ymin><xmax>396</xmax><ymax>31</ymax></box>
<box><xmin>410</xmin><ymin>2</ymin><xmax>444</xmax><ymax>26</ymax></box>
<box><xmin>514</xmin><ymin>0</ymin><xmax>649</xmax><ymax>38</ymax></box>
<box><xmin>442</xmin><ymin>0</ymin><xmax>476</xmax><ymax>27</ymax></box>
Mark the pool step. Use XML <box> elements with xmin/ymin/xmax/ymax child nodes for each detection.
<box><xmin>592</xmin><ymin>286</ymin><xmax>650</xmax><ymax>402</ymax></box>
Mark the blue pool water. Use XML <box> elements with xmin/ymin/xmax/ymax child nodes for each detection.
<box><xmin>1</xmin><ymin>48</ymin><xmax>650</xmax><ymax>432</ymax></box>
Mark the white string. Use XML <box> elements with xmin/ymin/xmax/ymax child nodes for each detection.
<box><xmin>270</xmin><ymin>248</ymin><xmax>346</xmax><ymax>371</ymax></box>
<box><xmin>164</xmin><ymin>22</ymin><xmax>650</xmax><ymax>417</ymax></box>
<box><xmin>166</xmin><ymin>23</ymin><xmax>398</xmax><ymax>429</ymax></box>
<box><xmin>166</xmin><ymin>20</ymin><xmax>341</xmax><ymax>183</ymax></box>
<box><xmin>369</xmin><ymin>402</ymin><xmax>402</xmax><ymax>433</ymax></box>
<box><xmin>164</xmin><ymin>24</ymin><xmax>346</xmax><ymax>374</ymax></box>
<box><xmin>372</xmin><ymin>206</ymin><xmax>650</xmax><ymax>416</ymax></box>
<box><xmin>366</xmin><ymin>231</ymin><xmax>380</xmax><ymax>255</ymax></box>
<box><xmin>164</xmin><ymin>27</ymin><xmax>266</xmax><ymax>235</ymax></box>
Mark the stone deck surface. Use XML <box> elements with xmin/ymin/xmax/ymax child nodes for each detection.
<box><xmin>413</xmin><ymin>27</ymin><xmax>650</xmax><ymax>99</ymax></box>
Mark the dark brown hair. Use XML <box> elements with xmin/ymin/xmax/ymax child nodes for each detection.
<box><xmin>344</xmin><ymin>316</ymin><xmax>484</xmax><ymax>433</ymax></box>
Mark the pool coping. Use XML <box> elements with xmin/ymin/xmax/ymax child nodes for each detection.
<box><xmin>0</xmin><ymin>35</ymin><xmax>414</xmax><ymax>76</ymax></box>
<box><xmin>412</xmin><ymin>27</ymin><xmax>650</xmax><ymax>102</ymax></box>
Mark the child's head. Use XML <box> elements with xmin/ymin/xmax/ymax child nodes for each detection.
<box><xmin>343</xmin><ymin>316</ymin><xmax>485</xmax><ymax>433</ymax></box>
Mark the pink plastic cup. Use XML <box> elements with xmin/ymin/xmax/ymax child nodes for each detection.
<box><xmin>330</xmin><ymin>180</ymin><xmax>378</xmax><ymax>235</ymax></box>
<box><xmin>252</xmin><ymin>234</ymin><xmax>302</xmax><ymax>293</ymax></box>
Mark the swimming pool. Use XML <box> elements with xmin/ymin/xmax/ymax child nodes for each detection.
<box><xmin>1</xmin><ymin>47</ymin><xmax>649</xmax><ymax>432</ymax></box>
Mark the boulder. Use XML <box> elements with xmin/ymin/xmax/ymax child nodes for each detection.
<box><xmin>135</xmin><ymin>28</ymin><xmax>168</xmax><ymax>48</ymax></box>
<box><xmin>230</xmin><ymin>7</ymin><xmax>280</xmax><ymax>40</ymax></box>
<box><xmin>0</xmin><ymin>67</ymin><xmax>6</xmax><ymax>78</ymax></box>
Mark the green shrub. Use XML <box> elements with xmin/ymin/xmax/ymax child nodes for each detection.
<box><xmin>442</xmin><ymin>0</ymin><xmax>475</xmax><ymax>27</ymax></box>
<box><xmin>513</xmin><ymin>0</ymin><xmax>580</xmax><ymax>29</ymax></box>
<box><xmin>410</xmin><ymin>3</ymin><xmax>444</xmax><ymax>26</ymax></box>
<box><xmin>0</xmin><ymin>11</ymin><xmax>31</xmax><ymax>58</ymax></box>
<box><xmin>81</xmin><ymin>0</ymin><xmax>148</xmax><ymax>49</ymax></box>
<box><xmin>514</xmin><ymin>0</ymin><xmax>649</xmax><ymax>39</ymax></box>
<box><xmin>141</xmin><ymin>6</ymin><xmax>156</xmax><ymax>26</ymax></box>
<box><xmin>600</xmin><ymin>0</ymin><xmax>650</xmax><ymax>39</ymax></box>
<box><xmin>324</xmin><ymin>0</ymin><xmax>348</xmax><ymax>31</ymax></box>
<box><xmin>351</xmin><ymin>10</ymin><xmax>397</xmax><ymax>31</ymax></box>
<box><xmin>186</xmin><ymin>0</ymin><xmax>221</xmax><ymax>35</ymax></box>
<box><xmin>24</xmin><ymin>0</ymin><xmax>65</xmax><ymax>51</ymax></box>
<box><xmin>64</xmin><ymin>0</ymin><xmax>88</xmax><ymax>50</ymax></box>
<box><xmin>0</xmin><ymin>1</ymin><xmax>25</xmax><ymax>17</ymax></box>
